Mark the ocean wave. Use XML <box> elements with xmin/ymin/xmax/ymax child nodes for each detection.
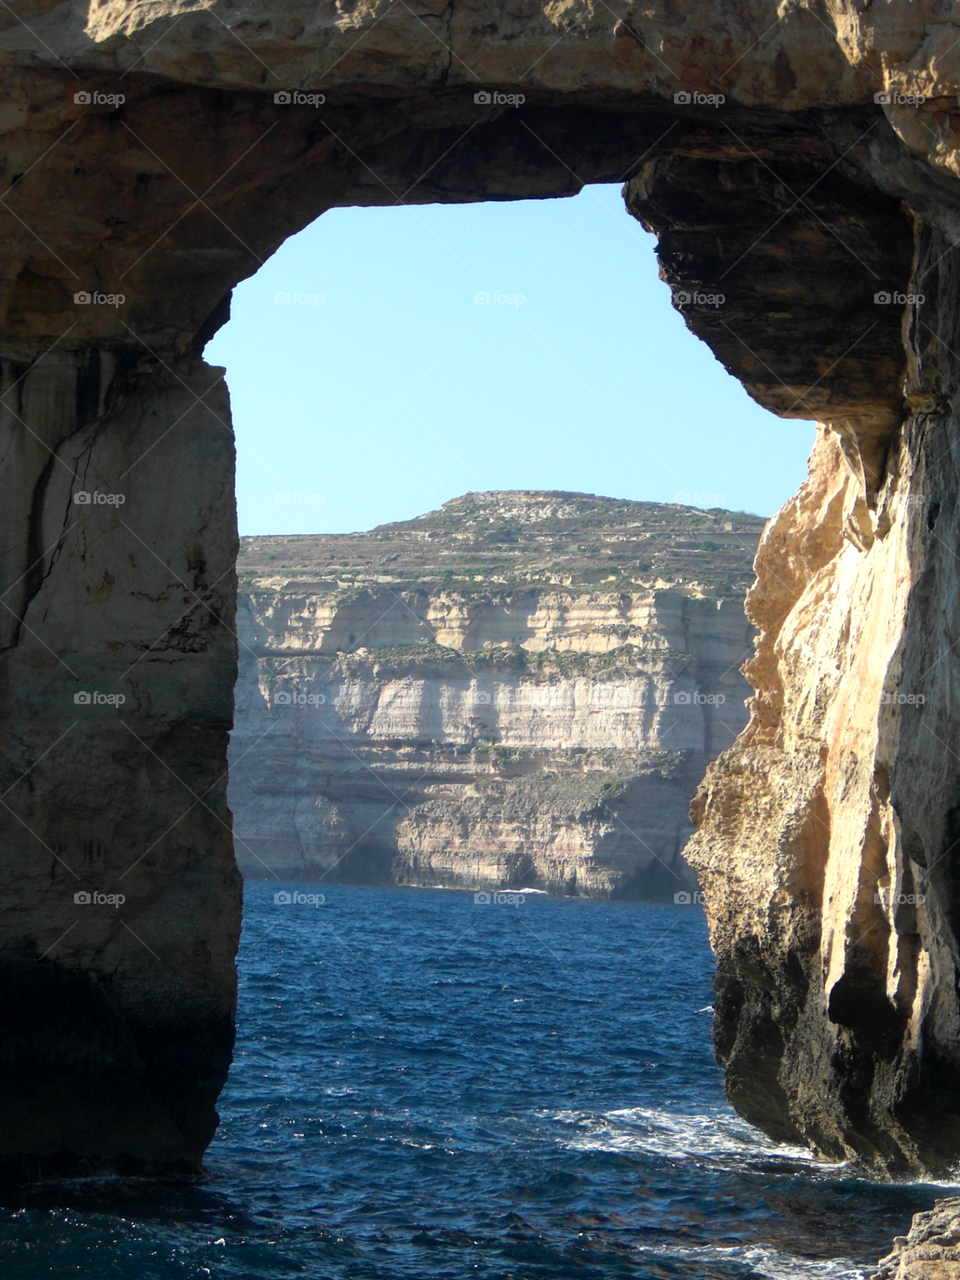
<box><xmin>638</xmin><ymin>1242</ymin><xmax>867</xmax><ymax>1279</ymax></box>
<box><xmin>546</xmin><ymin>1104</ymin><xmax>820</xmax><ymax>1164</ymax></box>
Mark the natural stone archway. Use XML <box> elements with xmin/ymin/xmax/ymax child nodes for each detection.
<box><xmin>2</xmin><ymin>0</ymin><xmax>960</xmax><ymax>1179</ymax></box>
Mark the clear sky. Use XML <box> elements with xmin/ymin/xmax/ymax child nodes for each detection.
<box><xmin>206</xmin><ymin>184</ymin><xmax>815</xmax><ymax>537</ymax></box>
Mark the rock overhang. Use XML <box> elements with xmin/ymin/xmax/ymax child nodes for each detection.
<box><xmin>0</xmin><ymin>81</ymin><xmax>923</xmax><ymax>452</ymax></box>
<box><xmin>2</xmin><ymin>0</ymin><xmax>958</xmax><ymax>380</ymax></box>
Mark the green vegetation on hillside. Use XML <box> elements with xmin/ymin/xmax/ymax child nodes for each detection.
<box><xmin>238</xmin><ymin>490</ymin><xmax>765</xmax><ymax>599</ymax></box>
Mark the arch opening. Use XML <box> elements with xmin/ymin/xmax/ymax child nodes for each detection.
<box><xmin>2</xmin><ymin>14</ymin><xmax>959</xmax><ymax>1187</ymax></box>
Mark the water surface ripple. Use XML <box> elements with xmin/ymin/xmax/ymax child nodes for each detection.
<box><xmin>2</xmin><ymin>884</ymin><xmax>947</xmax><ymax>1278</ymax></box>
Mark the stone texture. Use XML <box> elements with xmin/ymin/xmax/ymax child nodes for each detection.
<box><xmin>0</xmin><ymin>349</ymin><xmax>240</xmax><ymax>1179</ymax></box>
<box><xmin>229</xmin><ymin>494</ymin><xmax>759</xmax><ymax>895</ymax></box>
<box><xmin>874</xmin><ymin>1200</ymin><xmax>960</xmax><ymax>1280</ymax></box>
<box><xmin>3</xmin><ymin>0</ymin><xmax>960</xmax><ymax>1191</ymax></box>
<box><xmin>230</xmin><ymin>578</ymin><xmax>754</xmax><ymax>894</ymax></box>
<box><xmin>685</xmin><ymin>210</ymin><xmax>960</xmax><ymax>1175</ymax></box>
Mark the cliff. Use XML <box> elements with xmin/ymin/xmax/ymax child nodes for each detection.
<box><xmin>687</xmin><ymin>406</ymin><xmax>960</xmax><ymax>1177</ymax></box>
<box><xmin>4</xmin><ymin>0</ymin><xmax>960</xmax><ymax>1188</ymax></box>
<box><xmin>230</xmin><ymin>492</ymin><xmax>761</xmax><ymax>896</ymax></box>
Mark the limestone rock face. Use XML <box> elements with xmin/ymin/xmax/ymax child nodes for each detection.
<box><xmin>686</xmin><ymin>218</ymin><xmax>960</xmax><ymax>1173</ymax></box>
<box><xmin>4</xmin><ymin>0</ymin><xmax>960</xmax><ymax>1186</ymax></box>
<box><xmin>231</xmin><ymin>588</ymin><xmax>753</xmax><ymax>895</ymax></box>
<box><xmin>873</xmin><ymin>1199</ymin><xmax>960</xmax><ymax>1280</ymax></box>
<box><xmin>0</xmin><ymin>349</ymin><xmax>241</xmax><ymax>1178</ymax></box>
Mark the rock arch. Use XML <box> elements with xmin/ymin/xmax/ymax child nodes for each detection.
<box><xmin>1</xmin><ymin>0</ymin><xmax>959</xmax><ymax>1177</ymax></box>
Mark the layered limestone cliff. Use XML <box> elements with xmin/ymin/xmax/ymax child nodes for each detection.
<box><xmin>230</xmin><ymin>492</ymin><xmax>760</xmax><ymax>896</ymax></box>
<box><xmin>688</xmin><ymin>393</ymin><xmax>960</xmax><ymax>1177</ymax></box>
<box><xmin>4</xmin><ymin>0</ymin><xmax>960</xmax><ymax>1186</ymax></box>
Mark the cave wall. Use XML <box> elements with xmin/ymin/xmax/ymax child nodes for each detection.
<box><xmin>2</xmin><ymin>0</ymin><xmax>960</xmax><ymax>1176</ymax></box>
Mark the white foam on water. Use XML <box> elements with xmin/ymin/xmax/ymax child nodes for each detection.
<box><xmin>635</xmin><ymin>1242</ymin><xmax>867</xmax><ymax>1280</ymax></box>
<box><xmin>421</xmin><ymin>884</ymin><xmax>550</xmax><ymax>895</ymax></box>
<box><xmin>546</xmin><ymin>1104</ymin><xmax>820</xmax><ymax>1164</ymax></box>
<box><xmin>909</xmin><ymin>1173</ymin><xmax>960</xmax><ymax>1190</ymax></box>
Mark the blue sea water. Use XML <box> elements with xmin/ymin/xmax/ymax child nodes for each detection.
<box><xmin>2</xmin><ymin>883</ymin><xmax>949</xmax><ymax>1278</ymax></box>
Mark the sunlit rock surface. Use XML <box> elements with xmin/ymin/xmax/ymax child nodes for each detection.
<box><xmin>230</xmin><ymin>492</ymin><xmax>759</xmax><ymax>896</ymax></box>
<box><xmin>689</xmin><ymin>395</ymin><xmax>960</xmax><ymax>1175</ymax></box>
<box><xmin>874</xmin><ymin>1199</ymin><xmax>960</xmax><ymax>1279</ymax></box>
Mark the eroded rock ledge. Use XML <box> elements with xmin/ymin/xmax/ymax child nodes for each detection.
<box><xmin>874</xmin><ymin>1199</ymin><xmax>960</xmax><ymax>1279</ymax></box>
<box><xmin>2</xmin><ymin>0</ymin><xmax>960</xmax><ymax>1183</ymax></box>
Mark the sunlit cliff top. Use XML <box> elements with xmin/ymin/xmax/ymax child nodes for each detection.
<box><xmin>239</xmin><ymin>491</ymin><xmax>766</xmax><ymax>599</ymax></box>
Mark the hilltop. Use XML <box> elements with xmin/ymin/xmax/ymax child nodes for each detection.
<box><xmin>238</xmin><ymin>491</ymin><xmax>767</xmax><ymax>598</ymax></box>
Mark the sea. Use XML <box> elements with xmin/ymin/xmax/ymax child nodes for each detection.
<box><xmin>2</xmin><ymin>883</ymin><xmax>950</xmax><ymax>1279</ymax></box>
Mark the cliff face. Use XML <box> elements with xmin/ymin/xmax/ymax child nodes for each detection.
<box><xmin>4</xmin><ymin>0</ymin><xmax>960</xmax><ymax>1183</ymax></box>
<box><xmin>688</xmin><ymin>380</ymin><xmax>960</xmax><ymax>1176</ymax></box>
<box><xmin>0</xmin><ymin>351</ymin><xmax>241</xmax><ymax>1179</ymax></box>
<box><xmin>230</xmin><ymin>494</ymin><xmax>759</xmax><ymax>896</ymax></box>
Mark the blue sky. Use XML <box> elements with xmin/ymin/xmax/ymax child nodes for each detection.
<box><xmin>207</xmin><ymin>184</ymin><xmax>815</xmax><ymax>536</ymax></box>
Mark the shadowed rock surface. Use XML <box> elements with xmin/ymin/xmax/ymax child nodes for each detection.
<box><xmin>3</xmin><ymin>0</ymin><xmax>960</xmax><ymax>1191</ymax></box>
<box><xmin>230</xmin><ymin>491</ymin><xmax>760</xmax><ymax>895</ymax></box>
